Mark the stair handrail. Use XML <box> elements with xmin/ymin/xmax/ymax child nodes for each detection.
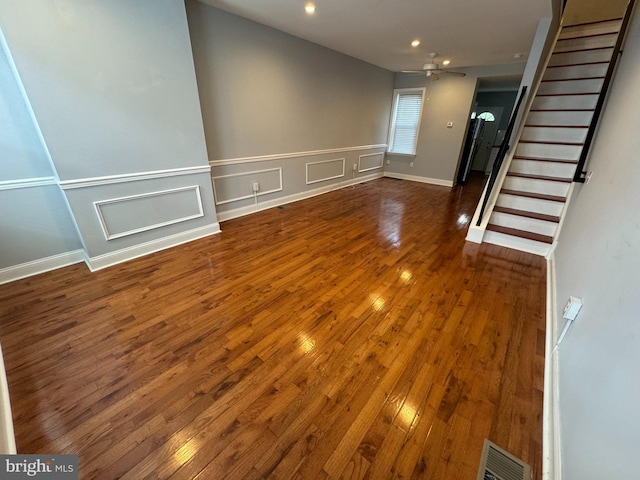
<box><xmin>475</xmin><ymin>86</ymin><xmax>528</xmax><ymax>226</ymax></box>
<box><xmin>573</xmin><ymin>0</ymin><xmax>636</xmax><ymax>182</ymax></box>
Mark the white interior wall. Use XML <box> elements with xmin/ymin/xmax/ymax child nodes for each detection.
<box><xmin>553</xmin><ymin>6</ymin><xmax>640</xmax><ymax>479</ymax></box>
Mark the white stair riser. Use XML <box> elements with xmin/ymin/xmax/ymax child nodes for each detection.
<box><xmin>554</xmin><ymin>33</ymin><xmax>617</xmax><ymax>52</ymax></box>
<box><xmin>516</xmin><ymin>142</ymin><xmax>582</xmax><ymax>161</ymax></box>
<box><xmin>543</xmin><ymin>63</ymin><xmax>609</xmax><ymax>80</ymax></box>
<box><xmin>483</xmin><ymin>230</ymin><xmax>551</xmax><ymax>256</ymax></box>
<box><xmin>537</xmin><ymin>78</ymin><xmax>604</xmax><ymax>95</ymax></box>
<box><xmin>490</xmin><ymin>212</ymin><xmax>558</xmax><ymax>237</ymax></box>
<box><xmin>510</xmin><ymin>159</ymin><xmax>577</xmax><ymax>178</ymax></box>
<box><xmin>521</xmin><ymin>126</ymin><xmax>588</xmax><ymax>143</ymax></box>
<box><xmin>559</xmin><ymin>20</ymin><xmax>622</xmax><ymax>39</ymax></box>
<box><xmin>503</xmin><ymin>176</ymin><xmax>570</xmax><ymax>197</ymax></box>
<box><xmin>526</xmin><ymin>110</ymin><xmax>594</xmax><ymax>126</ymax></box>
<box><xmin>549</xmin><ymin>48</ymin><xmax>614</xmax><ymax>67</ymax></box>
<box><xmin>496</xmin><ymin>193</ymin><xmax>565</xmax><ymax>217</ymax></box>
<box><xmin>532</xmin><ymin>94</ymin><xmax>598</xmax><ymax>110</ymax></box>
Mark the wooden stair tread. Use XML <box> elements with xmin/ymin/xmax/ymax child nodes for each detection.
<box><xmin>518</xmin><ymin>140</ymin><xmax>584</xmax><ymax>146</ymax></box>
<box><xmin>563</xmin><ymin>18</ymin><xmax>623</xmax><ymax>28</ymax></box>
<box><xmin>500</xmin><ymin>189</ymin><xmax>566</xmax><ymax>203</ymax></box>
<box><xmin>493</xmin><ymin>206</ymin><xmax>560</xmax><ymax>223</ymax></box>
<box><xmin>529</xmin><ymin>108</ymin><xmax>595</xmax><ymax>112</ymax></box>
<box><xmin>513</xmin><ymin>156</ymin><xmax>578</xmax><ymax>164</ymax></box>
<box><xmin>535</xmin><ymin>92</ymin><xmax>600</xmax><ymax>97</ymax></box>
<box><xmin>524</xmin><ymin>124</ymin><xmax>589</xmax><ymax>129</ymax></box>
<box><xmin>553</xmin><ymin>46</ymin><xmax>616</xmax><ymax>54</ymax></box>
<box><xmin>486</xmin><ymin>224</ymin><xmax>554</xmax><ymax>244</ymax></box>
<box><xmin>547</xmin><ymin>61</ymin><xmax>610</xmax><ymax>68</ymax></box>
<box><xmin>506</xmin><ymin>172</ymin><xmax>572</xmax><ymax>183</ymax></box>
<box><xmin>541</xmin><ymin>76</ymin><xmax>605</xmax><ymax>82</ymax></box>
<box><xmin>558</xmin><ymin>31</ymin><xmax>619</xmax><ymax>41</ymax></box>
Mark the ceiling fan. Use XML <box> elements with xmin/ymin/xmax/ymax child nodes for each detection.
<box><xmin>402</xmin><ymin>52</ymin><xmax>466</xmax><ymax>81</ymax></box>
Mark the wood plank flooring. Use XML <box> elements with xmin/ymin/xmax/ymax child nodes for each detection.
<box><xmin>0</xmin><ymin>175</ymin><xmax>546</xmax><ymax>479</ymax></box>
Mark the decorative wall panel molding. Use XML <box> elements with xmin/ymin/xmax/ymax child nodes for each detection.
<box><xmin>216</xmin><ymin>171</ymin><xmax>383</xmax><ymax>222</ymax></box>
<box><xmin>358</xmin><ymin>152</ymin><xmax>384</xmax><ymax>173</ymax></box>
<box><xmin>60</xmin><ymin>165</ymin><xmax>211</xmax><ymax>190</ymax></box>
<box><xmin>306</xmin><ymin>158</ymin><xmax>345</xmax><ymax>185</ymax></box>
<box><xmin>94</xmin><ymin>185</ymin><xmax>204</xmax><ymax>240</ymax></box>
<box><xmin>212</xmin><ymin>168</ymin><xmax>283</xmax><ymax>205</ymax></box>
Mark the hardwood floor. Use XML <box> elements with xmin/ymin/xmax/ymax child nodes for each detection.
<box><xmin>0</xmin><ymin>176</ymin><xmax>546</xmax><ymax>479</ymax></box>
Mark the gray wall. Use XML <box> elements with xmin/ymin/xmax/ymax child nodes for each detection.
<box><xmin>0</xmin><ymin>0</ymin><xmax>208</xmax><ymax>180</ymax></box>
<box><xmin>553</xmin><ymin>8</ymin><xmax>640</xmax><ymax>479</ymax></box>
<box><xmin>0</xmin><ymin>0</ymin><xmax>219</xmax><ymax>268</ymax></box>
<box><xmin>387</xmin><ymin>62</ymin><xmax>525</xmax><ymax>185</ymax></box>
<box><xmin>186</xmin><ymin>1</ymin><xmax>394</xmax><ymax>159</ymax></box>
<box><xmin>186</xmin><ymin>1</ymin><xmax>394</xmax><ymax>219</ymax></box>
<box><xmin>0</xmin><ymin>28</ymin><xmax>82</xmax><ymax>272</ymax></box>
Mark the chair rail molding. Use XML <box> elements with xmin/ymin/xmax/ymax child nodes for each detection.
<box><xmin>59</xmin><ymin>165</ymin><xmax>211</xmax><ymax>190</ymax></box>
<box><xmin>210</xmin><ymin>144</ymin><xmax>387</xmax><ymax>167</ymax></box>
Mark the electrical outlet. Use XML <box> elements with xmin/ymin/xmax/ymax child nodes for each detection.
<box><xmin>252</xmin><ymin>182</ymin><xmax>260</xmax><ymax>193</ymax></box>
<box><xmin>386</xmin><ymin>159</ymin><xmax>390</xmax><ymax>165</ymax></box>
<box><xmin>352</xmin><ymin>164</ymin><xmax>357</xmax><ymax>172</ymax></box>
<box><xmin>410</xmin><ymin>162</ymin><xmax>414</xmax><ymax>168</ymax></box>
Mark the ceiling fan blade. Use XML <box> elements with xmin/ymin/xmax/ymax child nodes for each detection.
<box><xmin>401</xmin><ymin>70</ymin><xmax>427</xmax><ymax>74</ymax></box>
<box><xmin>442</xmin><ymin>71</ymin><xmax>466</xmax><ymax>77</ymax></box>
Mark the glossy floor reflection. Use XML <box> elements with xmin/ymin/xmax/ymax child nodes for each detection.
<box><xmin>0</xmin><ymin>175</ymin><xmax>546</xmax><ymax>479</ymax></box>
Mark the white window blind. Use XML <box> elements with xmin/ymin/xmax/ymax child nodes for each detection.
<box><xmin>388</xmin><ymin>89</ymin><xmax>424</xmax><ymax>155</ymax></box>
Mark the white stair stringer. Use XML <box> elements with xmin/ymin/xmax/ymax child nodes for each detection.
<box><xmin>479</xmin><ymin>16</ymin><xmax>624</xmax><ymax>256</ymax></box>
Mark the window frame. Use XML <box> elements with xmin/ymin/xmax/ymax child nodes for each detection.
<box><xmin>386</xmin><ymin>87</ymin><xmax>426</xmax><ymax>156</ymax></box>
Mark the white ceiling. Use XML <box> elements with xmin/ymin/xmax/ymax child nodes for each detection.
<box><xmin>198</xmin><ymin>0</ymin><xmax>553</xmax><ymax>72</ymax></box>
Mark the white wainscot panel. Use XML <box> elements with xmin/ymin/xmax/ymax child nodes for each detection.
<box><xmin>359</xmin><ymin>152</ymin><xmax>384</xmax><ymax>173</ymax></box>
<box><xmin>94</xmin><ymin>185</ymin><xmax>204</xmax><ymax>240</ymax></box>
<box><xmin>212</xmin><ymin>168</ymin><xmax>283</xmax><ymax>205</ymax></box>
<box><xmin>306</xmin><ymin>158</ymin><xmax>345</xmax><ymax>185</ymax></box>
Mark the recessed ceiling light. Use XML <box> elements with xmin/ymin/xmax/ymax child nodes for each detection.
<box><xmin>442</xmin><ymin>60</ymin><xmax>451</xmax><ymax>65</ymax></box>
<box><xmin>411</xmin><ymin>39</ymin><xmax>420</xmax><ymax>47</ymax></box>
<box><xmin>305</xmin><ymin>3</ymin><xmax>316</xmax><ymax>14</ymax></box>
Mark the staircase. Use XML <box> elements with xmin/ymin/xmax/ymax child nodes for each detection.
<box><xmin>483</xmin><ymin>17</ymin><xmax>625</xmax><ymax>255</ymax></box>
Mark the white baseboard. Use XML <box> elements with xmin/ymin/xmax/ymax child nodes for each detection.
<box><xmin>86</xmin><ymin>223</ymin><xmax>221</xmax><ymax>271</ymax></box>
<box><xmin>216</xmin><ymin>172</ymin><xmax>383</xmax><ymax>222</ymax></box>
<box><xmin>383</xmin><ymin>171</ymin><xmax>454</xmax><ymax>187</ymax></box>
<box><xmin>0</xmin><ymin>250</ymin><xmax>86</xmax><ymax>285</ymax></box>
<box><xmin>543</xmin><ymin>252</ymin><xmax>561</xmax><ymax>480</ymax></box>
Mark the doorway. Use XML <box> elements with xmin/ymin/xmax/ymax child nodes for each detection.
<box><xmin>471</xmin><ymin>106</ymin><xmax>503</xmax><ymax>173</ymax></box>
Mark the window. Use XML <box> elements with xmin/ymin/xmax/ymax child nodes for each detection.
<box><xmin>477</xmin><ymin>111</ymin><xmax>496</xmax><ymax>122</ymax></box>
<box><xmin>387</xmin><ymin>88</ymin><xmax>425</xmax><ymax>155</ymax></box>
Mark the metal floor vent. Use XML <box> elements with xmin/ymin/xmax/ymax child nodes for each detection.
<box><xmin>476</xmin><ymin>439</ymin><xmax>531</xmax><ymax>480</ymax></box>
